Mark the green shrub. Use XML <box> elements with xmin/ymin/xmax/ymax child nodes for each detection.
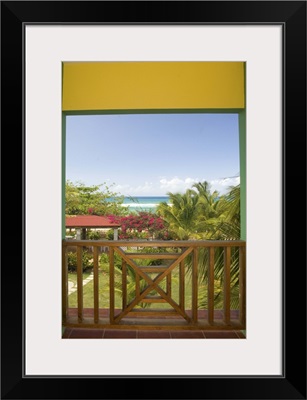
<box><xmin>87</xmin><ymin>229</ymin><xmax>103</xmax><ymax>240</ymax></box>
<box><xmin>99</xmin><ymin>252</ymin><xmax>109</xmax><ymax>265</ymax></box>
<box><xmin>99</xmin><ymin>251</ymin><xmax>122</xmax><ymax>271</ymax></box>
<box><xmin>67</xmin><ymin>250</ymin><xmax>94</xmax><ymax>272</ymax></box>
<box><xmin>65</xmin><ymin>229</ymin><xmax>76</xmax><ymax>239</ymax></box>
<box><xmin>106</xmin><ymin>229</ymin><xmax>114</xmax><ymax>240</ymax></box>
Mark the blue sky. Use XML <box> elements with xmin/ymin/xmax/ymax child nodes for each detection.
<box><xmin>66</xmin><ymin>113</ymin><xmax>240</xmax><ymax>196</ymax></box>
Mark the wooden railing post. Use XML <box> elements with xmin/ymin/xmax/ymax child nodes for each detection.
<box><xmin>135</xmin><ymin>270</ymin><xmax>140</xmax><ymax>298</ymax></box>
<box><xmin>122</xmin><ymin>260</ymin><xmax>127</xmax><ymax>310</ymax></box>
<box><xmin>223</xmin><ymin>246</ymin><xmax>231</xmax><ymax>325</ymax></box>
<box><xmin>166</xmin><ymin>273</ymin><xmax>172</xmax><ymax>297</ymax></box>
<box><xmin>77</xmin><ymin>246</ymin><xmax>83</xmax><ymax>323</ymax></box>
<box><xmin>93</xmin><ymin>246</ymin><xmax>99</xmax><ymax>324</ymax></box>
<box><xmin>179</xmin><ymin>258</ymin><xmax>185</xmax><ymax>311</ymax></box>
<box><xmin>109</xmin><ymin>247</ymin><xmax>115</xmax><ymax>324</ymax></box>
<box><xmin>192</xmin><ymin>248</ymin><xmax>198</xmax><ymax>323</ymax></box>
<box><xmin>208</xmin><ymin>247</ymin><xmax>215</xmax><ymax>325</ymax></box>
<box><xmin>239</xmin><ymin>245</ymin><xmax>246</xmax><ymax>328</ymax></box>
<box><xmin>62</xmin><ymin>246</ymin><xmax>68</xmax><ymax>324</ymax></box>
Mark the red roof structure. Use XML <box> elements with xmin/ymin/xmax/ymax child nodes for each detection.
<box><xmin>66</xmin><ymin>215</ymin><xmax>121</xmax><ymax>228</ymax></box>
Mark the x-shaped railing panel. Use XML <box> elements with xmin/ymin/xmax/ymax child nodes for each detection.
<box><xmin>112</xmin><ymin>246</ymin><xmax>193</xmax><ymax>323</ymax></box>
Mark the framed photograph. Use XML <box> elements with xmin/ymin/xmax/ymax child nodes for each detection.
<box><xmin>1</xmin><ymin>1</ymin><xmax>306</xmax><ymax>399</ymax></box>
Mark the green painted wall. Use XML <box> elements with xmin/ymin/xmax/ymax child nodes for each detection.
<box><xmin>239</xmin><ymin>110</ymin><xmax>246</xmax><ymax>240</ymax></box>
<box><xmin>62</xmin><ymin>114</ymin><xmax>66</xmax><ymax>239</ymax></box>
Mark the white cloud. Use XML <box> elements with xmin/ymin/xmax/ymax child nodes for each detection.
<box><xmin>113</xmin><ymin>176</ymin><xmax>240</xmax><ymax>196</ymax></box>
<box><xmin>159</xmin><ymin>177</ymin><xmax>199</xmax><ymax>193</ymax></box>
<box><xmin>131</xmin><ymin>182</ymin><xmax>155</xmax><ymax>194</ymax></box>
<box><xmin>210</xmin><ymin>176</ymin><xmax>240</xmax><ymax>193</ymax></box>
<box><xmin>113</xmin><ymin>182</ymin><xmax>157</xmax><ymax>196</ymax></box>
<box><xmin>113</xmin><ymin>184</ymin><xmax>131</xmax><ymax>192</ymax></box>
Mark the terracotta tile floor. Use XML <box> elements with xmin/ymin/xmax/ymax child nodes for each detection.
<box><xmin>63</xmin><ymin>327</ymin><xmax>245</xmax><ymax>339</ymax></box>
<box><xmin>63</xmin><ymin>308</ymin><xmax>245</xmax><ymax>339</ymax></box>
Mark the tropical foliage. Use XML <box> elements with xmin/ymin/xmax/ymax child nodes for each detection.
<box><xmin>156</xmin><ymin>190</ymin><xmax>201</xmax><ymax>239</ymax></box>
<box><xmin>67</xmin><ymin>250</ymin><xmax>94</xmax><ymax>272</ymax></box>
<box><xmin>156</xmin><ymin>181</ymin><xmax>240</xmax><ymax>241</ymax></box>
<box><xmin>157</xmin><ymin>181</ymin><xmax>241</xmax><ymax>308</ymax></box>
<box><xmin>65</xmin><ymin>180</ymin><xmax>128</xmax><ymax>216</ymax></box>
<box><xmin>107</xmin><ymin>212</ymin><xmax>171</xmax><ymax>240</ymax></box>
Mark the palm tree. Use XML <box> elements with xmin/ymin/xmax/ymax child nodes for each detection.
<box><xmin>192</xmin><ymin>181</ymin><xmax>220</xmax><ymax>218</ymax></box>
<box><xmin>190</xmin><ymin>181</ymin><xmax>226</xmax><ymax>239</ymax></box>
<box><xmin>161</xmin><ymin>184</ymin><xmax>241</xmax><ymax>309</ymax></box>
<box><xmin>212</xmin><ymin>184</ymin><xmax>240</xmax><ymax>240</ymax></box>
<box><xmin>195</xmin><ymin>184</ymin><xmax>241</xmax><ymax>309</ymax></box>
<box><xmin>156</xmin><ymin>190</ymin><xmax>202</xmax><ymax>239</ymax></box>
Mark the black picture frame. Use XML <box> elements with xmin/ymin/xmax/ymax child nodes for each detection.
<box><xmin>1</xmin><ymin>1</ymin><xmax>306</xmax><ymax>399</ymax></box>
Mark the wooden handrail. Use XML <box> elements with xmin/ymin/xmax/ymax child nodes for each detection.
<box><xmin>63</xmin><ymin>239</ymin><xmax>245</xmax><ymax>247</ymax></box>
<box><xmin>62</xmin><ymin>239</ymin><xmax>246</xmax><ymax>330</ymax></box>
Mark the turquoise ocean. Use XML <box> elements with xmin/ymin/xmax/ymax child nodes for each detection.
<box><xmin>121</xmin><ymin>196</ymin><xmax>170</xmax><ymax>213</ymax></box>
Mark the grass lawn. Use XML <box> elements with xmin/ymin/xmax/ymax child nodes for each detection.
<box><xmin>68</xmin><ymin>267</ymin><xmax>207</xmax><ymax>310</ymax></box>
<box><xmin>68</xmin><ymin>270</ymin><xmax>92</xmax><ymax>284</ymax></box>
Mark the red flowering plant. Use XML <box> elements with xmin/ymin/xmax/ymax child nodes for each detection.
<box><xmin>107</xmin><ymin>212</ymin><xmax>171</xmax><ymax>240</ymax></box>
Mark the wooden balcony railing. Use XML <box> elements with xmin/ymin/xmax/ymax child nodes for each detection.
<box><xmin>62</xmin><ymin>240</ymin><xmax>246</xmax><ymax>330</ymax></box>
